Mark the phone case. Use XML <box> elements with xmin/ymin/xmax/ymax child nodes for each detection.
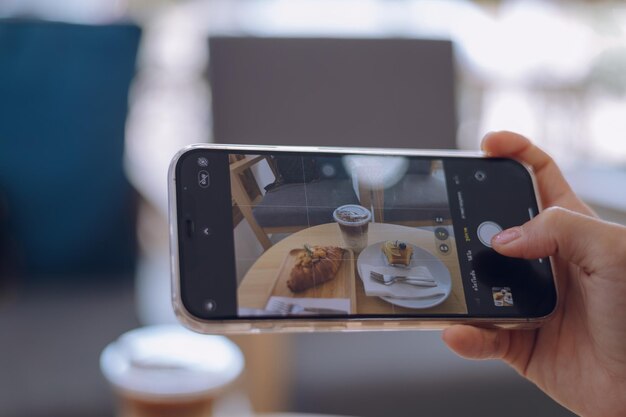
<box><xmin>168</xmin><ymin>143</ymin><xmax>558</xmax><ymax>334</ymax></box>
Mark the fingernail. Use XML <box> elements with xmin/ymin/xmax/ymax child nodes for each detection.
<box><xmin>492</xmin><ymin>227</ymin><xmax>521</xmax><ymax>245</ymax></box>
<box><xmin>480</xmin><ymin>131</ymin><xmax>496</xmax><ymax>151</ymax></box>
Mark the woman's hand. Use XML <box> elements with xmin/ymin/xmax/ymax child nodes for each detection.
<box><xmin>442</xmin><ymin>131</ymin><xmax>626</xmax><ymax>417</ymax></box>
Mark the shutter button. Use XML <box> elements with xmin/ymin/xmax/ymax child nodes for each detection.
<box><xmin>477</xmin><ymin>221</ymin><xmax>503</xmax><ymax>248</ymax></box>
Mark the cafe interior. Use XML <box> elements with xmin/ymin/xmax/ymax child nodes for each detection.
<box><xmin>1</xmin><ymin>1</ymin><xmax>626</xmax><ymax>416</ymax></box>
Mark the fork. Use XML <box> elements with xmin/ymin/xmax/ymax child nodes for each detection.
<box><xmin>370</xmin><ymin>271</ymin><xmax>438</xmax><ymax>287</ymax></box>
<box><xmin>267</xmin><ymin>299</ymin><xmax>348</xmax><ymax>315</ymax></box>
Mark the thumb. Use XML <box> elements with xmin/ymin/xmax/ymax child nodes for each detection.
<box><xmin>491</xmin><ymin>207</ymin><xmax>611</xmax><ymax>270</ymax></box>
<box><xmin>442</xmin><ymin>325</ymin><xmax>511</xmax><ymax>360</ymax></box>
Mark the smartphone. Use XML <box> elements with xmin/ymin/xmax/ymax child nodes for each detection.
<box><xmin>169</xmin><ymin>144</ymin><xmax>557</xmax><ymax>334</ymax></box>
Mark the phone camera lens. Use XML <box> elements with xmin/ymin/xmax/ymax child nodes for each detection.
<box><xmin>474</xmin><ymin>170</ymin><xmax>487</xmax><ymax>182</ymax></box>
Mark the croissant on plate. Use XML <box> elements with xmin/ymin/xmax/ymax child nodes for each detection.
<box><xmin>287</xmin><ymin>245</ymin><xmax>344</xmax><ymax>292</ymax></box>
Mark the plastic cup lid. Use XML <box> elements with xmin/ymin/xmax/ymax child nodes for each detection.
<box><xmin>100</xmin><ymin>325</ymin><xmax>244</xmax><ymax>400</ymax></box>
<box><xmin>333</xmin><ymin>205</ymin><xmax>372</xmax><ymax>226</ymax></box>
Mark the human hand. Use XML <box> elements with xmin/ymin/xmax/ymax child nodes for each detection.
<box><xmin>442</xmin><ymin>131</ymin><xmax>626</xmax><ymax>417</ymax></box>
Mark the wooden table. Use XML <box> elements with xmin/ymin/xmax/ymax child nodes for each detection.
<box><xmin>238</xmin><ymin>222</ymin><xmax>467</xmax><ymax>315</ymax></box>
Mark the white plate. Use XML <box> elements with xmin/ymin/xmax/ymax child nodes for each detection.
<box><xmin>357</xmin><ymin>241</ymin><xmax>452</xmax><ymax>309</ymax></box>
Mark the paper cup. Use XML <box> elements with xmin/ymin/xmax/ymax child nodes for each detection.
<box><xmin>100</xmin><ymin>325</ymin><xmax>244</xmax><ymax>417</ymax></box>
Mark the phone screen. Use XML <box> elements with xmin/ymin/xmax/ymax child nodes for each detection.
<box><xmin>174</xmin><ymin>148</ymin><xmax>556</xmax><ymax>321</ymax></box>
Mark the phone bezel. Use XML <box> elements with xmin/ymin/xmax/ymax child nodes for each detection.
<box><xmin>168</xmin><ymin>143</ymin><xmax>558</xmax><ymax>334</ymax></box>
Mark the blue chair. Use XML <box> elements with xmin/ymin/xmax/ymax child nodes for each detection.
<box><xmin>0</xmin><ymin>20</ymin><xmax>141</xmax><ymax>279</ymax></box>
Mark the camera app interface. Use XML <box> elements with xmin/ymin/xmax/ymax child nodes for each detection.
<box><xmin>181</xmin><ymin>150</ymin><xmax>556</xmax><ymax>319</ymax></box>
<box><xmin>230</xmin><ymin>154</ymin><xmax>460</xmax><ymax>317</ymax></box>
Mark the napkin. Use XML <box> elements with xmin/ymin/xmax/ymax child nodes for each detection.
<box><xmin>360</xmin><ymin>264</ymin><xmax>442</xmax><ymax>299</ymax></box>
<box><xmin>265</xmin><ymin>296</ymin><xmax>351</xmax><ymax>314</ymax></box>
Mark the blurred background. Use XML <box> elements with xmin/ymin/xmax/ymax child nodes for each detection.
<box><xmin>1</xmin><ymin>0</ymin><xmax>626</xmax><ymax>416</ymax></box>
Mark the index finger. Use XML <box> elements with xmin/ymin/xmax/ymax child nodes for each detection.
<box><xmin>481</xmin><ymin>131</ymin><xmax>592</xmax><ymax>215</ymax></box>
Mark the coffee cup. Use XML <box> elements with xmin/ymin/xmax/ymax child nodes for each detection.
<box><xmin>333</xmin><ymin>204</ymin><xmax>372</xmax><ymax>253</ymax></box>
<box><xmin>100</xmin><ymin>325</ymin><xmax>245</xmax><ymax>417</ymax></box>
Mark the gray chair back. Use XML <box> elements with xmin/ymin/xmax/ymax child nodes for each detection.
<box><xmin>209</xmin><ymin>37</ymin><xmax>457</xmax><ymax>149</ymax></box>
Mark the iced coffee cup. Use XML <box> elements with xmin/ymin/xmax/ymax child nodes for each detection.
<box><xmin>333</xmin><ymin>204</ymin><xmax>372</xmax><ymax>253</ymax></box>
<box><xmin>100</xmin><ymin>325</ymin><xmax>244</xmax><ymax>417</ymax></box>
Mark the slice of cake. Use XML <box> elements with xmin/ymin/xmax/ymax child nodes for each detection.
<box><xmin>382</xmin><ymin>240</ymin><xmax>413</xmax><ymax>267</ymax></box>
